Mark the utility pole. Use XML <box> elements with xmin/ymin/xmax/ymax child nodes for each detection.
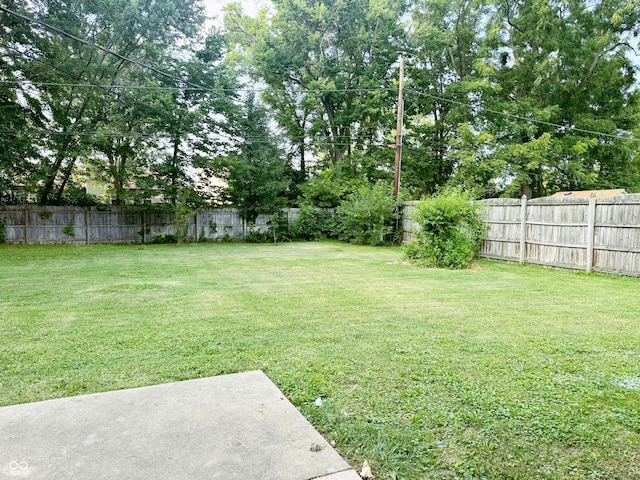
<box><xmin>393</xmin><ymin>54</ymin><xmax>404</xmax><ymax>200</ymax></box>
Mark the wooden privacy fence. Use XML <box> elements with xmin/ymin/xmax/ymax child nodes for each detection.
<box><xmin>5</xmin><ymin>199</ymin><xmax>640</xmax><ymax>276</ymax></box>
<box><xmin>404</xmin><ymin>195</ymin><xmax>640</xmax><ymax>276</ymax></box>
<box><xmin>0</xmin><ymin>205</ymin><xmax>300</xmax><ymax>244</ymax></box>
<box><xmin>481</xmin><ymin>194</ymin><xmax>640</xmax><ymax>275</ymax></box>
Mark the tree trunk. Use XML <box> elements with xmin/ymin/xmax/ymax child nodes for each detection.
<box><xmin>54</xmin><ymin>156</ymin><xmax>77</xmax><ymax>203</ymax></box>
<box><xmin>299</xmin><ymin>143</ymin><xmax>306</xmax><ymax>178</ymax></box>
<box><xmin>170</xmin><ymin>135</ymin><xmax>181</xmax><ymax>204</ymax></box>
<box><xmin>321</xmin><ymin>94</ymin><xmax>346</xmax><ymax>164</ymax></box>
<box><xmin>39</xmin><ymin>135</ymin><xmax>73</xmax><ymax>204</ymax></box>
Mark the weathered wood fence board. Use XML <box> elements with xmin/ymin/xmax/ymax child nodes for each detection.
<box><xmin>402</xmin><ymin>201</ymin><xmax>420</xmax><ymax>244</ymax></box>
<box><xmin>0</xmin><ymin>206</ymin><xmax>299</xmax><ymax>244</ymax></box>
<box><xmin>403</xmin><ymin>194</ymin><xmax>640</xmax><ymax>277</ymax></box>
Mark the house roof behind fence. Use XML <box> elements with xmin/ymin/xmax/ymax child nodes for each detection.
<box><xmin>551</xmin><ymin>189</ymin><xmax>627</xmax><ymax>198</ymax></box>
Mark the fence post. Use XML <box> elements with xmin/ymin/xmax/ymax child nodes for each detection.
<box><xmin>194</xmin><ymin>210</ymin><xmax>199</xmax><ymax>242</ymax></box>
<box><xmin>24</xmin><ymin>206</ymin><xmax>29</xmax><ymax>244</ymax></box>
<box><xmin>519</xmin><ymin>195</ymin><xmax>528</xmax><ymax>264</ymax></box>
<box><xmin>586</xmin><ymin>193</ymin><xmax>597</xmax><ymax>273</ymax></box>
<box><xmin>142</xmin><ymin>210</ymin><xmax>147</xmax><ymax>243</ymax></box>
<box><xmin>85</xmin><ymin>207</ymin><xmax>90</xmax><ymax>244</ymax></box>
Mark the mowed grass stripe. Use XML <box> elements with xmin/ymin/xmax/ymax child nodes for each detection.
<box><xmin>1</xmin><ymin>242</ymin><xmax>639</xmax><ymax>479</ymax></box>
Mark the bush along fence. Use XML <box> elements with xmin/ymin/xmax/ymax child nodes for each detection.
<box><xmin>0</xmin><ymin>205</ymin><xmax>300</xmax><ymax>245</ymax></box>
<box><xmin>405</xmin><ymin>194</ymin><xmax>640</xmax><ymax>276</ymax></box>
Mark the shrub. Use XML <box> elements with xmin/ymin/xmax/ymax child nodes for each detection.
<box><xmin>241</xmin><ymin>213</ymin><xmax>293</xmax><ymax>243</ymax></box>
<box><xmin>290</xmin><ymin>204</ymin><xmax>335</xmax><ymax>241</ymax></box>
<box><xmin>404</xmin><ymin>188</ymin><xmax>486</xmax><ymax>269</ymax></box>
<box><xmin>0</xmin><ymin>218</ymin><xmax>5</xmax><ymax>244</ymax></box>
<box><xmin>267</xmin><ymin>211</ymin><xmax>293</xmax><ymax>243</ymax></box>
<box><xmin>221</xmin><ymin>225</ymin><xmax>233</xmax><ymax>242</ymax></box>
<box><xmin>63</xmin><ymin>186</ymin><xmax>102</xmax><ymax>207</ymax></box>
<box><xmin>244</xmin><ymin>226</ymin><xmax>270</xmax><ymax>243</ymax></box>
<box><xmin>335</xmin><ymin>183</ymin><xmax>398</xmax><ymax>246</ymax></box>
<box><xmin>151</xmin><ymin>233</ymin><xmax>178</xmax><ymax>244</ymax></box>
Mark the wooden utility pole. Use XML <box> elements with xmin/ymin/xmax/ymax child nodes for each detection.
<box><xmin>393</xmin><ymin>54</ymin><xmax>405</xmax><ymax>200</ymax></box>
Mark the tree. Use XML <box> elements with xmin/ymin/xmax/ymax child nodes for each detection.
<box><xmin>470</xmin><ymin>0</ymin><xmax>640</xmax><ymax>196</ymax></box>
<box><xmin>403</xmin><ymin>0</ymin><xmax>489</xmax><ymax>197</ymax></box>
<box><xmin>0</xmin><ymin>1</ymin><xmax>48</xmax><ymax>203</ymax></box>
<box><xmin>141</xmin><ymin>31</ymin><xmax>240</xmax><ymax>206</ymax></box>
<box><xmin>213</xmin><ymin>94</ymin><xmax>290</xmax><ymax>225</ymax></box>
<box><xmin>4</xmin><ymin>0</ymin><xmax>640</xmax><ymax>207</ymax></box>
<box><xmin>224</xmin><ymin>0</ymin><xmax>406</xmax><ymax>171</ymax></box>
<box><xmin>5</xmin><ymin>0</ymin><xmax>209</xmax><ymax>204</ymax></box>
<box><xmin>86</xmin><ymin>99</ymin><xmax>149</xmax><ymax>206</ymax></box>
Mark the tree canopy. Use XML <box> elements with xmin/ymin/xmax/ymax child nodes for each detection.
<box><xmin>1</xmin><ymin>0</ymin><xmax>640</xmax><ymax>207</ymax></box>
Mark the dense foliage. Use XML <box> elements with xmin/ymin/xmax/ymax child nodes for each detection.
<box><xmin>404</xmin><ymin>189</ymin><xmax>487</xmax><ymax>268</ymax></box>
<box><xmin>209</xmin><ymin>93</ymin><xmax>290</xmax><ymax>224</ymax></box>
<box><xmin>0</xmin><ymin>0</ymin><xmax>241</xmax><ymax>207</ymax></box>
<box><xmin>335</xmin><ymin>183</ymin><xmax>399</xmax><ymax>245</ymax></box>
<box><xmin>290</xmin><ymin>204</ymin><xmax>336</xmax><ymax>241</ymax></box>
<box><xmin>2</xmin><ymin>0</ymin><xmax>640</xmax><ymax>209</ymax></box>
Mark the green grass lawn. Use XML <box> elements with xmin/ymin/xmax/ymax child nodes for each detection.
<box><xmin>1</xmin><ymin>242</ymin><xmax>639</xmax><ymax>479</ymax></box>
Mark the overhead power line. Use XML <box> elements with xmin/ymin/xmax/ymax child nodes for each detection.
<box><xmin>0</xmin><ymin>5</ymin><xmax>209</xmax><ymax>92</ymax></box>
<box><xmin>0</xmin><ymin>80</ymin><xmax>209</xmax><ymax>91</ymax></box>
<box><xmin>0</xmin><ymin>128</ymin><xmax>397</xmax><ymax>150</ymax></box>
<box><xmin>409</xmin><ymin>90</ymin><xmax>640</xmax><ymax>143</ymax></box>
<box><xmin>0</xmin><ymin>79</ymin><xmax>398</xmax><ymax>94</ymax></box>
<box><xmin>6</xmin><ymin>77</ymin><xmax>637</xmax><ymax>145</ymax></box>
<box><xmin>2</xmin><ymin>4</ymin><xmax>636</xmax><ymax>149</ymax></box>
<box><xmin>1</xmin><ymin>6</ymin><xmax>397</xmax><ymax>96</ymax></box>
<box><xmin>0</xmin><ymin>128</ymin><xmax>171</xmax><ymax>138</ymax></box>
<box><xmin>1</xmin><ymin>44</ymin><xmax>221</xmax><ymax>140</ymax></box>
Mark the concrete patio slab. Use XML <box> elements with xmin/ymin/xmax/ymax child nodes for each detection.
<box><xmin>0</xmin><ymin>371</ymin><xmax>361</xmax><ymax>480</ymax></box>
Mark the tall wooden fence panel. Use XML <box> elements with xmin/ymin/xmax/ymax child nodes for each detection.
<box><xmin>482</xmin><ymin>195</ymin><xmax>640</xmax><ymax>276</ymax></box>
<box><xmin>402</xmin><ymin>201</ymin><xmax>420</xmax><ymax>244</ymax></box>
<box><xmin>593</xmin><ymin>198</ymin><xmax>640</xmax><ymax>275</ymax></box>
<box><xmin>0</xmin><ymin>206</ymin><xmax>299</xmax><ymax>245</ymax></box>
<box><xmin>479</xmin><ymin>198</ymin><xmax>523</xmax><ymax>262</ymax></box>
<box><xmin>403</xmin><ymin>195</ymin><xmax>640</xmax><ymax>276</ymax></box>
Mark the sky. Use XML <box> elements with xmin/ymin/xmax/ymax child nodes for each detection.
<box><xmin>203</xmin><ymin>0</ymin><xmax>271</xmax><ymax>24</ymax></box>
